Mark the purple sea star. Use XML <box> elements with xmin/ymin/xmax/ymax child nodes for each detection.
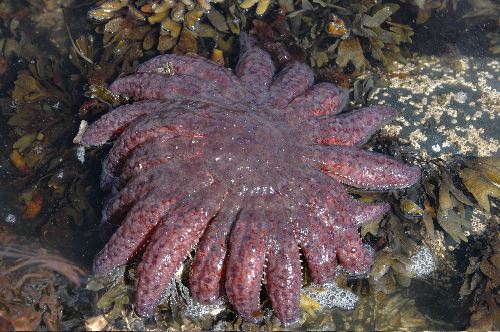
<box><xmin>79</xmin><ymin>32</ymin><xmax>420</xmax><ymax>325</ymax></box>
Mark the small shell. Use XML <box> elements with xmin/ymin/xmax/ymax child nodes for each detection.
<box><xmin>197</xmin><ymin>23</ymin><xmax>218</xmax><ymax>38</ymax></box>
<box><xmin>370</xmin><ymin>251</ymin><xmax>393</xmax><ymax>281</ymax></box>
<box><xmin>174</xmin><ymin>28</ymin><xmax>198</xmax><ymax>53</ymax></box>
<box><xmin>143</xmin><ymin>29</ymin><xmax>157</xmax><ymax>50</ymax></box>
<box><xmin>207</xmin><ymin>9</ymin><xmax>229</xmax><ymax>32</ymax></box>
<box><xmin>181</xmin><ymin>0</ymin><xmax>196</xmax><ymax>10</ymax></box>
<box><xmin>104</xmin><ymin>17</ymin><xmax>124</xmax><ymax>33</ymax></box>
<box><xmin>88</xmin><ymin>0</ymin><xmax>127</xmax><ymax>21</ymax></box>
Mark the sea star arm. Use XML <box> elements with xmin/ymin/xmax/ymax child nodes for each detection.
<box><xmin>120</xmin><ymin>136</ymin><xmax>204</xmax><ymax>181</ymax></box>
<box><xmin>103</xmin><ymin>164</ymin><xmax>202</xmax><ymax>224</ymax></box>
<box><xmin>103</xmin><ymin>168</ymin><xmax>161</xmax><ymax>224</ymax></box>
<box><xmin>94</xmin><ymin>192</ymin><xmax>182</xmax><ymax>275</ymax></box>
<box><xmin>189</xmin><ymin>196</ymin><xmax>242</xmax><ymax>304</ymax></box>
<box><xmin>135</xmin><ymin>184</ymin><xmax>226</xmax><ymax>317</ymax></box>
<box><xmin>305</xmin><ymin>145</ymin><xmax>421</xmax><ymax>190</ymax></box>
<box><xmin>264</xmin><ymin>199</ymin><xmax>301</xmax><ymax>325</ymax></box>
<box><xmin>101</xmin><ymin>112</ymin><xmax>217</xmax><ymax>185</ymax></box>
<box><xmin>236</xmin><ymin>33</ymin><xmax>275</xmax><ymax>103</ymax></box>
<box><xmin>109</xmin><ymin>73</ymin><xmax>246</xmax><ymax>105</ymax></box>
<box><xmin>225</xmin><ymin>198</ymin><xmax>270</xmax><ymax>323</ymax></box>
<box><xmin>283</xmin><ymin>82</ymin><xmax>348</xmax><ymax>123</ymax></box>
<box><xmin>79</xmin><ymin>100</ymin><xmax>212</xmax><ymax>146</ymax></box>
<box><xmin>266</xmin><ymin>61</ymin><xmax>315</xmax><ymax>108</ymax></box>
<box><xmin>93</xmin><ymin>172</ymin><xmax>215</xmax><ymax>275</ymax></box>
<box><xmin>334</xmin><ymin>227</ymin><xmax>374</xmax><ymax>275</ymax></box>
<box><xmin>351</xmin><ymin>201</ymin><xmax>390</xmax><ymax>227</ymax></box>
<box><xmin>319</xmin><ymin>179</ymin><xmax>391</xmax><ymax>226</ymax></box>
<box><xmin>305</xmin><ymin>106</ymin><xmax>399</xmax><ymax>146</ymax></box>
<box><xmin>293</xmin><ymin>204</ymin><xmax>337</xmax><ymax>284</ymax></box>
<box><xmin>136</xmin><ymin>54</ymin><xmax>246</xmax><ymax>92</ymax></box>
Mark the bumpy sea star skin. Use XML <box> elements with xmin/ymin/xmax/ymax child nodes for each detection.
<box><xmin>80</xmin><ymin>32</ymin><xmax>420</xmax><ymax>325</ymax></box>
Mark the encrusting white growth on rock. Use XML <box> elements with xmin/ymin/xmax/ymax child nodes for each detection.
<box><xmin>375</xmin><ymin>55</ymin><xmax>499</xmax><ymax>160</ymax></box>
<box><xmin>406</xmin><ymin>246</ymin><xmax>436</xmax><ymax>277</ymax></box>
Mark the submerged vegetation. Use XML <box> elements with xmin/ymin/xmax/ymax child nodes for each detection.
<box><xmin>0</xmin><ymin>227</ymin><xmax>87</xmax><ymax>330</ymax></box>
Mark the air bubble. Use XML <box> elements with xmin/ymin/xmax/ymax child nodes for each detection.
<box><xmin>302</xmin><ymin>282</ymin><xmax>358</xmax><ymax>311</ymax></box>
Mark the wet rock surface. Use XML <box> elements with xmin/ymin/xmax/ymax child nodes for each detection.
<box><xmin>375</xmin><ymin>55</ymin><xmax>499</xmax><ymax>160</ymax></box>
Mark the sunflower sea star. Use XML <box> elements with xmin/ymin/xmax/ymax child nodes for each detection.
<box><xmin>79</xmin><ymin>32</ymin><xmax>420</xmax><ymax>325</ymax></box>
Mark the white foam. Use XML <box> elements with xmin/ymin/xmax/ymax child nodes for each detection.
<box><xmin>75</xmin><ymin>145</ymin><xmax>85</xmax><ymax>164</ymax></box>
<box><xmin>302</xmin><ymin>282</ymin><xmax>358</xmax><ymax>311</ymax></box>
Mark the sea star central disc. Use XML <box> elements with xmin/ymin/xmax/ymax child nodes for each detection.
<box><xmin>79</xmin><ymin>32</ymin><xmax>420</xmax><ymax>325</ymax></box>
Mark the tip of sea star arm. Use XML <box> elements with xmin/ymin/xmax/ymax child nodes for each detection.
<box><xmin>306</xmin><ymin>145</ymin><xmax>421</xmax><ymax>190</ymax></box>
<box><xmin>294</xmin><ymin>208</ymin><xmax>337</xmax><ymax>284</ymax></box>
<box><xmin>266</xmin><ymin>61</ymin><xmax>315</xmax><ymax>109</ymax></box>
<box><xmin>236</xmin><ymin>33</ymin><xmax>275</xmax><ymax>102</ymax></box>
<box><xmin>109</xmin><ymin>73</ymin><xmax>240</xmax><ymax>105</ymax></box>
<box><xmin>265</xmin><ymin>207</ymin><xmax>301</xmax><ymax>326</ymax></box>
<box><xmin>238</xmin><ymin>31</ymin><xmax>257</xmax><ymax>54</ymax></box>
<box><xmin>92</xmin><ymin>189</ymin><xmax>182</xmax><ymax>276</ymax></box>
<box><xmin>189</xmin><ymin>197</ymin><xmax>241</xmax><ymax>304</ymax></box>
<box><xmin>225</xmin><ymin>198</ymin><xmax>270</xmax><ymax>323</ymax></box>
<box><xmin>351</xmin><ymin>200</ymin><xmax>391</xmax><ymax>227</ymax></box>
<box><xmin>78</xmin><ymin>101</ymin><xmax>172</xmax><ymax>147</ymax></box>
<box><xmin>283</xmin><ymin>82</ymin><xmax>348</xmax><ymax>124</ymax></box>
<box><xmin>335</xmin><ymin>227</ymin><xmax>374</xmax><ymax>275</ymax></box>
<box><xmin>135</xmin><ymin>184</ymin><xmax>226</xmax><ymax>317</ymax></box>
